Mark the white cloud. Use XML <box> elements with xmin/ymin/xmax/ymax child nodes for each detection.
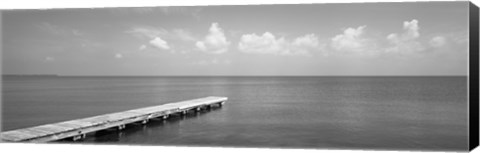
<box><xmin>72</xmin><ymin>30</ymin><xmax>84</xmax><ymax>36</ymax></box>
<box><xmin>37</xmin><ymin>22</ymin><xmax>85</xmax><ymax>37</ymax></box>
<box><xmin>238</xmin><ymin>32</ymin><xmax>322</xmax><ymax>55</ymax></box>
<box><xmin>404</xmin><ymin>19</ymin><xmax>420</xmax><ymax>38</ymax></box>
<box><xmin>149</xmin><ymin>37</ymin><xmax>170</xmax><ymax>50</ymax></box>
<box><xmin>386</xmin><ymin>19</ymin><xmax>425</xmax><ymax>53</ymax></box>
<box><xmin>238</xmin><ymin>32</ymin><xmax>286</xmax><ymax>54</ymax></box>
<box><xmin>192</xmin><ymin>59</ymin><xmax>232</xmax><ymax>65</ymax></box>
<box><xmin>386</xmin><ymin>20</ymin><xmax>420</xmax><ymax>42</ymax></box>
<box><xmin>291</xmin><ymin>34</ymin><xmax>322</xmax><ymax>54</ymax></box>
<box><xmin>127</xmin><ymin>27</ymin><xmax>196</xmax><ymax>42</ymax></box>
<box><xmin>172</xmin><ymin>29</ymin><xmax>196</xmax><ymax>42</ymax></box>
<box><xmin>139</xmin><ymin>45</ymin><xmax>147</xmax><ymax>50</ymax></box>
<box><xmin>44</xmin><ymin>56</ymin><xmax>55</xmax><ymax>62</ymax></box>
<box><xmin>449</xmin><ymin>31</ymin><xmax>468</xmax><ymax>44</ymax></box>
<box><xmin>196</xmin><ymin>42</ymin><xmax>206</xmax><ymax>50</ymax></box>
<box><xmin>330</xmin><ymin>26</ymin><xmax>371</xmax><ymax>52</ymax></box>
<box><xmin>293</xmin><ymin>34</ymin><xmax>320</xmax><ymax>48</ymax></box>
<box><xmin>429</xmin><ymin>36</ymin><xmax>447</xmax><ymax>48</ymax></box>
<box><xmin>195</xmin><ymin>23</ymin><xmax>231</xmax><ymax>54</ymax></box>
<box><xmin>38</xmin><ymin>22</ymin><xmax>64</xmax><ymax>35</ymax></box>
<box><xmin>127</xmin><ymin>27</ymin><xmax>196</xmax><ymax>52</ymax></box>
<box><xmin>127</xmin><ymin>27</ymin><xmax>167</xmax><ymax>39</ymax></box>
<box><xmin>115</xmin><ymin>53</ymin><xmax>123</xmax><ymax>59</ymax></box>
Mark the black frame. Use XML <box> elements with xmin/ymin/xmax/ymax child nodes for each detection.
<box><xmin>469</xmin><ymin>1</ymin><xmax>479</xmax><ymax>151</ymax></box>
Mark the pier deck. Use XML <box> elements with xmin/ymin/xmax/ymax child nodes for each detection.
<box><xmin>1</xmin><ymin>96</ymin><xmax>228</xmax><ymax>143</ymax></box>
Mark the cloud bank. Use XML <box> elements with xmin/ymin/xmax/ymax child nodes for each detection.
<box><xmin>238</xmin><ymin>32</ymin><xmax>322</xmax><ymax>55</ymax></box>
<box><xmin>126</xmin><ymin>19</ymin><xmax>460</xmax><ymax>57</ymax></box>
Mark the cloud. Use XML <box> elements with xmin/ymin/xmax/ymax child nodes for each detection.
<box><xmin>115</xmin><ymin>53</ymin><xmax>123</xmax><ymax>59</ymax></box>
<box><xmin>38</xmin><ymin>22</ymin><xmax>64</xmax><ymax>35</ymax></box>
<box><xmin>195</xmin><ymin>23</ymin><xmax>231</xmax><ymax>54</ymax></box>
<box><xmin>126</xmin><ymin>27</ymin><xmax>167</xmax><ymax>39</ymax></box>
<box><xmin>149</xmin><ymin>37</ymin><xmax>170</xmax><ymax>50</ymax></box>
<box><xmin>293</xmin><ymin>34</ymin><xmax>320</xmax><ymax>48</ymax></box>
<box><xmin>404</xmin><ymin>20</ymin><xmax>420</xmax><ymax>38</ymax></box>
<box><xmin>139</xmin><ymin>45</ymin><xmax>147</xmax><ymax>50</ymax></box>
<box><xmin>192</xmin><ymin>59</ymin><xmax>232</xmax><ymax>65</ymax></box>
<box><xmin>386</xmin><ymin>20</ymin><xmax>420</xmax><ymax>42</ymax></box>
<box><xmin>72</xmin><ymin>30</ymin><xmax>84</xmax><ymax>36</ymax></box>
<box><xmin>238</xmin><ymin>32</ymin><xmax>322</xmax><ymax>55</ymax></box>
<box><xmin>238</xmin><ymin>32</ymin><xmax>286</xmax><ymax>54</ymax></box>
<box><xmin>172</xmin><ymin>29</ymin><xmax>196</xmax><ymax>42</ymax></box>
<box><xmin>44</xmin><ymin>56</ymin><xmax>55</xmax><ymax>62</ymax></box>
<box><xmin>429</xmin><ymin>36</ymin><xmax>446</xmax><ymax>48</ymax></box>
<box><xmin>127</xmin><ymin>26</ymin><xmax>197</xmax><ymax>53</ymax></box>
<box><xmin>386</xmin><ymin>19</ymin><xmax>425</xmax><ymax>53</ymax></box>
<box><xmin>330</xmin><ymin>26</ymin><xmax>372</xmax><ymax>52</ymax></box>
<box><xmin>37</xmin><ymin>22</ymin><xmax>84</xmax><ymax>37</ymax></box>
<box><xmin>448</xmin><ymin>31</ymin><xmax>468</xmax><ymax>45</ymax></box>
<box><xmin>290</xmin><ymin>34</ymin><xmax>322</xmax><ymax>54</ymax></box>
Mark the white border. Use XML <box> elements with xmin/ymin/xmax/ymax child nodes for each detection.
<box><xmin>0</xmin><ymin>0</ymin><xmax>478</xmax><ymax>153</ymax></box>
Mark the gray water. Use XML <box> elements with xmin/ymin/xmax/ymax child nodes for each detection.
<box><xmin>1</xmin><ymin>76</ymin><xmax>468</xmax><ymax>151</ymax></box>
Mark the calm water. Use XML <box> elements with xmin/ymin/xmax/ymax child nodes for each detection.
<box><xmin>1</xmin><ymin>76</ymin><xmax>468</xmax><ymax>151</ymax></box>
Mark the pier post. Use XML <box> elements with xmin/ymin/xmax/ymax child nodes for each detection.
<box><xmin>72</xmin><ymin>135</ymin><xmax>82</xmax><ymax>141</ymax></box>
<box><xmin>182</xmin><ymin>110</ymin><xmax>187</xmax><ymax>115</ymax></box>
<box><xmin>72</xmin><ymin>131</ymin><xmax>85</xmax><ymax>141</ymax></box>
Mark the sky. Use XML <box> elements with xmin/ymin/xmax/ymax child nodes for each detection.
<box><xmin>1</xmin><ymin>1</ymin><xmax>470</xmax><ymax>76</ymax></box>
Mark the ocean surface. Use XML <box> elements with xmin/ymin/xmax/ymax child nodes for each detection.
<box><xmin>1</xmin><ymin>76</ymin><xmax>468</xmax><ymax>151</ymax></box>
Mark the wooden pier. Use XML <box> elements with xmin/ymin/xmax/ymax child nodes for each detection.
<box><xmin>1</xmin><ymin>96</ymin><xmax>228</xmax><ymax>143</ymax></box>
